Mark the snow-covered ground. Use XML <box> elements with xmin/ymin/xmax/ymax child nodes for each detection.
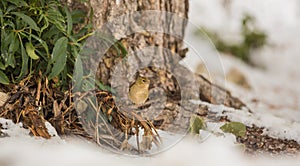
<box><xmin>1</xmin><ymin>0</ymin><xmax>300</xmax><ymax>165</ymax></box>
<box><xmin>1</xmin><ymin>118</ymin><xmax>300</xmax><ymax>166</ymax></box>
<box><xmin>186</xmin><ymin>0</ymin><xmax>300</xmax><ymax>143</ymax></box>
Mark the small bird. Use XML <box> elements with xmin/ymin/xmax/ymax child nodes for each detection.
<box><xmin>128</xmin><ymin>76</ymin><xmax>150</xmax><ymax>105</ymax></box>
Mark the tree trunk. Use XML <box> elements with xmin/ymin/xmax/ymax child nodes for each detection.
<box><xmin>66</xmin><ymin>0</ymin><xmax>250</xmax><ymax>153</ymax></box>
<box><xmin>78</xmin><ymin>0</ymin><xmax>249</xmax><ymax>132</ymax></box>
<box><xmin>86</xmin><ymin>0</ymin><xmax>194</xmax><ymax>132</ymax></box>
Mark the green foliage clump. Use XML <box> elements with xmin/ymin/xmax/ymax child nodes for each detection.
<box><xmin>220</xmin><ymin>121</ymin><xmax>246</xmax><ymax>137</ymax></box>
<box><xmin>0</xmin><ymin>0</ymin><xmax>93</xmax><ymax>87</ymax></box>
<box><xmin>198</xmin><ymin>14</ymin><xmax>267</xmax><ymax>65</ymax></box>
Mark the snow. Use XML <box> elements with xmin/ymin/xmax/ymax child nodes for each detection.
<box><xmin>191</xmin><ymin>100</ymin><xmax>300</xmax><ymax>143</ymax></box>
<box><xmin>1</xmin><ymin>0</ymin><xmax>300</xmax><ymax>165</ymax></box>
<box><xmin>1</xmin><ymin>118</ymin><xmax>300</xmax><ymax>166</ymax></box>
<box><xmin>185</xmin><ymin>0</ymin><xmax>300</xmax><ymax>144</ymax></box>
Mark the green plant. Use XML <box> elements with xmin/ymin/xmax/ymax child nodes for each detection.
<box><xmin>0</xmin><ymin>0</ymin><xmax>93</xmax><ymax>87</ymax></box>
<box><xmin>220</xmin><ymin>121</ymin><xmax>246</xmax><ymax>137</ymax></box>
<box><xmin>189</xmin><ymin>115</ymin><xmax>206</xmax><ymax>135</ymax></box>
<box><xmin>197</xmin><ymin>14</ymin><xmax>267</xmax><ymax>65</ymax></box>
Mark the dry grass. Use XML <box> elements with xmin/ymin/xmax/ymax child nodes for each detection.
<box><xmin>0</xmin><ymin>75</ymin><xmax>160</xmax><ymax>154</ymax></box>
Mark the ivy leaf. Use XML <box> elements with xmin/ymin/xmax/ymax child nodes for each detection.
<box><xmin>25</xmin><ymin>42</ymin><xmax>39</xmax><ymax>60</ymax></box>
<box><xmin>48</xmin><ymin>37</ymin><xmax>68</xmax><ymax>80</ymax></box>
<box><xmin>0</xmin><ymin>70</ymin><xmax>9</xmax><ymax>85</ymax></box>
<box><xmin>12</xmin><ymin>12</ymin><xmax>39</xmax><ymax>31</ymax></box>
<box><xmin>220</xmin><ymin>122</ymin><xmax>247</xmax><ymax>137</ymax></box>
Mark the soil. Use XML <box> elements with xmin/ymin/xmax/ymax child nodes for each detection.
<box><xmin>196</xmin><ymin>104</ymin><xmax>300</xmax><ymax>155</ymax></box>
<box><xmin>237</xmin><ymin>125</ymin><xmax>300</xmax><ymax>156</ymax></box>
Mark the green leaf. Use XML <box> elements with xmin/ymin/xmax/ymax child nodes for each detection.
<box><xmin>25</xmin><ymin>42</ymin><xmax>39</xmax><ymax>60</ymax></box>
<box><xmin>0</xmin><ymin>70</ymin><xmax>9</xmax><ymax>85</ymax></box>
<box><xmin>42</xmin><ymin>25</ymin><xmax>59</xmax><ymax>39</ymax></box>
<box><xmin>17</xmin><ymin>42</ymin><xmax>28</xmax><ymax>81</ymax></box>
<box><xmin>73</xmin><ymin>53</ymin><xmax>83</xmax><ymax>90</ymax></box>
<box><xmin>0</xmin><ymin>9</ymin><xmax>4</xmax><ymax>25</ymax></box>
<box><xmin>23</xmin><ymin>32</ymin><xmax>49</xmax><ymax>56</ymax></box>
<box><xmin>8</xmin><ymin>35</ymin><xmax>19</xmax><ymax>54</ymax></box>
<box><xmin>116</xmin><ymin>41</ymin><xmax>128</xmax><ymax>57</ymax></box>
<box><xmin>0</xmin><ymin>62</ymin><xmax>5</xmax><ymax>70</ymax></box>
<box><xmin>1</xmin><ymin>32</ymin><xmax>14</xmax><ymax>67</ymax></box>
<box><xmin>39</xmin><ymin>15</ymin><xmax>49</xmax><ymax>33</ymax></box>
<box><xmin>7</xmin><ymin>54</ymin><xmax>16</xmax><ymax>68</ymax></box>
<box><xmin>220</xmin><ymin>122</ymin><xmax>246</xmax><ymax>137</ymax></box>
<box><xmin>46</xmin><ymin>8</ymin><xmax>65</xmax><ymax>32</ymax></box>
<box><xmin>4</xmin><ymin>20</ymin><xmax>15</xmax><ymax>29</ymax></box>
<box><xmin>12</xmin><ymin>12</ymin><xmax>39</xmax><ymax>31</ymax></box>
<box><xmin>50</xmin><ymin>37</ymin><xmax>68</xmax><ymax>62</ymax></box>
<box><xmin>5</xmin><ymin>0</ymin><xmax>28</xmax><ymax>7</ymax></box>
<box><xmin>2</xmin><ymin>32</ymin><xmax>14</xmax><ymax>51</ymax></box>
<box><xmin>6</xmin><ymin>5</ymin><xmax>18</xmax><ymax>13</ymax></box>
<box><xmin>189</xmin><ymin>115</ymin><xmax>206</xmax><ymax>135</ymax></box>
<box><xmin>48</xmin><ymin>37</ymin><xmax>68</xmax><ymax>80</ymax></box>
<box><xmin>5</xmin><ymin>35</ymin><xmax>19</xmax><ymax>68</ymax></box>
<box><xmin>65</xmin><ymin>7</ymin><xmax>73</xmax><ymax>35</ymax></box>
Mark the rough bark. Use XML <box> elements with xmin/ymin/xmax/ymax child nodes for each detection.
<box><xmin>75</xmin><ymin>0</ymin><xmax>249</xmax><ymax>133</ymax></box>
<box><xmin>88</xmin><ymin>0</ymin><xmax>191</xmax><ymax>132</ymax></box>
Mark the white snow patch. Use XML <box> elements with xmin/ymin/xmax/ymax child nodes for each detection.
<box><xmin>0</xmin><ymin>118</ymin><xmax>29</xmax><ymax>137</ymax></box>
<box><xmin>45</xmin><ymin>122</ymin><xmax>59</xmax><ymax>137</ymax></box>
<box><xmin>1</xmin><ymin>119</ymin><xmax>300</xmax><ymax>166</ymax></box>
<box><xmin>184</xmin><ymin>0</ymin><xmax>300</xmax><ymax>145</ymax></box>
<box><xmin>191</xmin><ymin>99</ymin><xmax>300</xmax><ymax>144</ymax></box>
